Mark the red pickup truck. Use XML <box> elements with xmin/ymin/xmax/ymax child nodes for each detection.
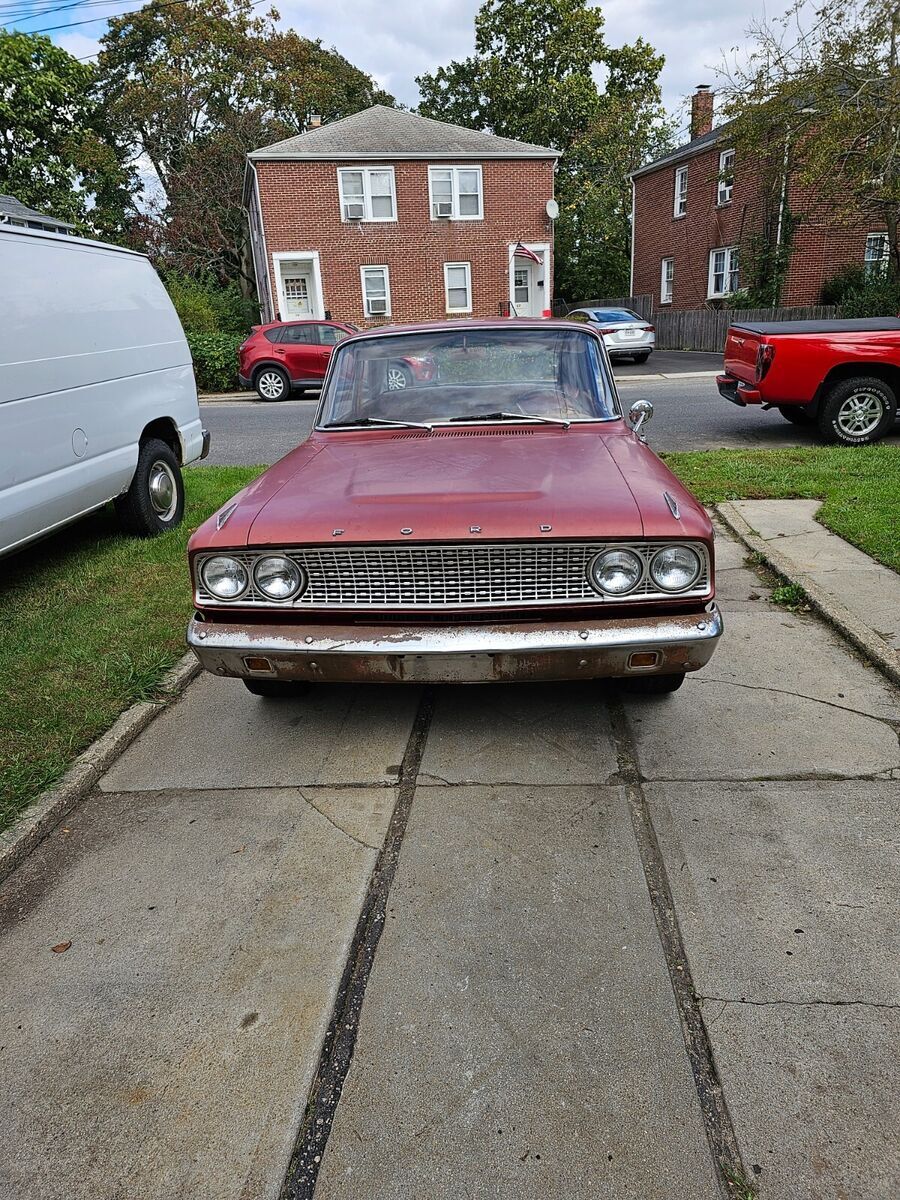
<box><xmin>717</xmin><ymin>316</ymin><xmax>900</xmax><ymax>445</ymax></box>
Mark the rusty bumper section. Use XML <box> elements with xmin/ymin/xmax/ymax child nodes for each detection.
<box><xmin>187</xmin><ymin>603</ymin><xmax>723</xmax><ymax>684</ymax></box>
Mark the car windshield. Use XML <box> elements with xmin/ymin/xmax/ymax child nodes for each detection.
<box><xmin>590</xmin><ymin>309</ymin><xmax>640</xmax><ymax>323</ymax></box>
<box><xmin>318</xmin><ymin>327</ymin><xmax>617</xmax><ymax>428</ymax></box>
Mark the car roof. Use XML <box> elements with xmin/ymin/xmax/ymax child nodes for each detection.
<box><xmin>339</xmin><ymin>318</ymin><xmax>575</xmax><ymax>341</ymax></box>
<box><xmin>260</xmin><ymin>318</ymin><xmax>353</xmax><ymax>330</ymax></box>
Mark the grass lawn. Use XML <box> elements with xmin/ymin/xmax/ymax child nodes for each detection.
<box><xmin>0</xmin><ymin>466</ymin><xmax>259</xmax><ymax>836</ymax></box>
<box><xmin>665</xmin><ymin>445</ymin><xmax>900</xmax><ymax>573</ymax></box>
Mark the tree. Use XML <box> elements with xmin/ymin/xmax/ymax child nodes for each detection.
<box><xmin>721</xmin><ymin>0</ymin><xmax>900</xmax><ymax>300</ymax></box>
<box><xmin>96</xmin><ymin>0</ymin><xmax>392</xmax><ymax>286</ymax></box>
<box><xmin>0</xmin><ymin>31</ymin><xmax>136</xmax><ymax>237</ymax></box>
<box><xmin>417</xmin><ymin>0</ymin><xmax>673</xmax><ymax>299</ymax></box>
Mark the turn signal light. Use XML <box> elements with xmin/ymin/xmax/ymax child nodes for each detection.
<box><xmin>756</xmin><ymin>343</ymin><xmax>776</xmax><ymax>381</ymax></box>
<box><xmin>628</xmin><ymin>651</ymin><xmax>661</xmax><ymax>669</ymax></box>
<box><xmin>243</xmin><ymin>656</ymin><xmax>273</xmax><ymax>672</ymax></box>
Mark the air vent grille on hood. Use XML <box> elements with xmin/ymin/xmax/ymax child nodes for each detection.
<box><xmin>391</xmin><ymin>428</ymin><xmax>536</xmax><ymax>439</ymax></box>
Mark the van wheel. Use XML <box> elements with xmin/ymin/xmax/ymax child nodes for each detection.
<box><xmin>255</xmin><ymin>366</ymin><xmax>290</xmax><ymax>401</ymax></box>
<box><xmin>777</xmin><ymin>404</ymin><xmax>815</xmax><ymax>425</ymax></box>
<box><xmin>115</xmin><ymin>438</ymin><xmax>185</xmax><ymax>536</ymax></box>
<box><xmin>817</xmin><ymin>377</ymin><xmax>896</xmax><ymax>445</ymax></box>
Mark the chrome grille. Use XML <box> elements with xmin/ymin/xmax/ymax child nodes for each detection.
<box><xmin>195</xmin><ymin>542</ymin><xmax>711</xmax><ymax>610</ymax></box>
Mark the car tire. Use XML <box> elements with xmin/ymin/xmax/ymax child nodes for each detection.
<box><xmin>386</xmin><ymin>362</ymin><xmax>414</xmax><ymax>391</ymax></box>
<box><xmin>254</xmin><ymin>366</ymin><xmax>291</xmax><ymax>402</ymax></box>
<box><xmin>777</xmin><ymin>404</ymin><xmax>816</xmax><ymax>425</ymax></box>
<box><xmin>632</xmin><ymin>352</ymin><xmax>651</xmax><ymax>364</ymax></box>
<box><xmin>114</xmin><ymin>437</ymin><xmax>184</xmax><ymax>537</ymax></box>
<box><xmin>243</xmin><ymin>679</ymin><xmax>310</xmax><ymax>698</ymax></box>
<box><xmin>621</xmin><ymin>672</ymin><xmax>686</xmax><ymax>695</ymax></box>
<box><xmin>817</xmin><ymin>376</ymin><xmax>897</xmax><ymax>445</ymax></box>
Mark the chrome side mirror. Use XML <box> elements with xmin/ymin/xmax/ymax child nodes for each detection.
<box><xmin>628</xmin><ymin>399</ymin><xmax>654</xmax><ymax>440</ymax></box>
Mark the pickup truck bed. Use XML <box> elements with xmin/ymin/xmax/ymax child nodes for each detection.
<box><xmin>717</xmin><ymin>316</ymin><xmax>900</xmax><ymax>445</ymax></box>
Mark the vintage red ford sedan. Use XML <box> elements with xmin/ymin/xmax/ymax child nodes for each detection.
<box><xmin>187</xmin><ymin>320</ymin><xmax>722</xmax><ymax>696</ymax></box>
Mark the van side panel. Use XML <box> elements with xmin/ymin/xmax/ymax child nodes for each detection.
<box><xmin>0</xmin><ymin>231</ymin><xmax>203</xmax><ymax>555</ymax></box>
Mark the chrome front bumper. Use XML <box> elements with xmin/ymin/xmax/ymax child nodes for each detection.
<box><xmin>187</xmin><ymin>603</ymin><xmax>723</xmax><ymax>685</ymax></box>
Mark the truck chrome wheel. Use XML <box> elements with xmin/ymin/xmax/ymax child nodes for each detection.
<box><xmin>148</xmin><ymin>461</ymin><xmax>178</xmax><ymax>520</ymax></box>
<box><xmin>257</xmin><ymin>369</ymin><xmax>287</xmax><ymax>400</ymax></box>
<box><xmin>836</xmin><ymin>391</ymin><xmax>884</xmax><ymax>438</ymax></box>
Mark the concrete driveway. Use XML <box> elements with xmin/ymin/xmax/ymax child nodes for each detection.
<box><xmin>1</xmin><ymin>522</ymin><xmax>898</xmax><ymax>1200</ymax></box>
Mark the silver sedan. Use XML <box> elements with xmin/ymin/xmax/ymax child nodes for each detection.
<box><xmin>566</xmin><ymin>307</ymin><xmax>655</xmax><ymax>363</ymax></box>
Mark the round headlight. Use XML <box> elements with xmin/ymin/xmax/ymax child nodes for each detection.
<box><xmin>589</xmin><ymin>548</ymin><xmax>644</xmax><ymax>595</ymax></box>
<box><xmin>201</xmin><ymin>555</ymin><xmax>248</xmax><ymax>599</ymax></box>
<box><xmin>253</xmin><ymin>555</ymin><xmax>305</xmax><ymax>600</ymax></box>
<box><xmin>650</xmin><ymin>545</ymin><xmax>702</xmax><ymax>592</ymax></box>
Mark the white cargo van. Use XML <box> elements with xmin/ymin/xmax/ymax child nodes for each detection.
<box><xmin>0</xmin><ymin>225</ymin><xmax>209</xmax><ymax>557</ymax></box>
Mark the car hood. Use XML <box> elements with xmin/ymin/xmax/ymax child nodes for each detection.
<box><xmin>190</xmin><ymin>424</ymin><xmax>712</xmax><ymax>551</ymax></box>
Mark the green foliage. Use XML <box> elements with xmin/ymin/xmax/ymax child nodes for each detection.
<box><xmin>820</xmin><ymin>265</ymin><xmax>900</xmax><ymax>316</ymax></box>
<box><xmin>0</xmin><ymin>466</ymin><xmax>260</xmax><ymax>832</ymax></box>
<box><xmin>97</xmin><ymin>0</ymin><xmax>392</xmax><ymax>286</ymax></box>
<box><xmin>165</xmin><ymin>273</ymin><xmax>258</xmax><ymax>336</ymax></box>
<box><xmin>770</xmin><ymin>581</ymin><xmax>810</xmax><ymax>611</ymax></box>
<box><xmin>0</xmin><ymin>31</ymin><xmax>136</xmax><ymax>237</ymax></box>
<box><xmin>417</xmin><ymin>0</ymin><xmax>673</xmax><ymax>301</ymax></box>
<box><xmin>186</xmin><ymin>331</ymin><xmax>244</xmax><ymax>392</ymax></box>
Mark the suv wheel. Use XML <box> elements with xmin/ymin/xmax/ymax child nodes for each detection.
<box><xmin>386</xmin><ymin>362</ymin><xmax>413</xmax><ymax>390</ymax></box>
<box><xmin>255</xmin><ymin>366</ymin><xmax>290</xmax><ymax>401</ymax></box>
<box><xmin>818</xmin><ymin>377</ymin><xmax>896</xmax><ymax>445</ymax></box>
<box><xmin>114</xmin><ymin>437</ymin><xmax>185</xmax><ymax>536</ymax></box>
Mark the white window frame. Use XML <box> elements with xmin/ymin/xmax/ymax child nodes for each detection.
<box><xmin>718</xmin><ymin>149</ymin><xmax>735</xmax><ymax>205</ymax></box>
<box><xmin>337</xmin><ymin>167</ymin><xmax>397</xmax><ymax>223</ymax></box>
<box><xmin>360</xmin><ymin>265</ymin><xmax>392</xmax><ymax>317</ymax></box>
<box><xmin>674</xmin><ymin>166</ymin><xmax>688</xmax><ymax>217</ymax></box>
<box><xmin>660</xmin><ymin>257</ymin><xmax>674</xmax><ymax>304</ymax></box>
<box><xmin>708</xmin><ymin>246</ymin><xmax>739</xmax><ymax>298</ymax></box>
<box><xmin>864</xmin><ymin>232</ymin><xmax>890</xmax><ymax>275</ymax></box>
<box><xmin>428</xmin><ymin>165</ymin><xmax>483</xmax><ymax>221</ymax></box>
<box><xmin>443</xmin><ymin>261</ymin><xmax>473</xmax><ymax>313</ymax></box>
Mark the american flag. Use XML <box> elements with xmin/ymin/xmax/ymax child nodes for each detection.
<box><xmin>514</xmin><ymin>243</ymin><xmax>542</xmax><ymax>264</ymax></box>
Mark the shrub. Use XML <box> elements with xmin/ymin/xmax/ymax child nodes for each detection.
<box><xmin>820</xmin><ymin>265</ymin><xmax>900</xmax><ymax>316</ymax></box>
<box><xmin>165</xmin><ymin>272</ymin><xmax>259</xmax><ymax>338</ymax></box>
<box><xmin>186</xmin><ymin>332</ymin><xmax>243</xmax><ymax>393</ymax></box>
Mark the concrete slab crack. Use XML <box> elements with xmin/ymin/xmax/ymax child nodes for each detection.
<box><xmin>694</xmin><ymin>676</ymin><xmax>899</xmax><ymax>730</ymax></box>
<box><xmin>702</xmin><ymin>996</ymin><xmax>900</xmax><ymax>1011</ymax></box>
<box><xmin>296</xmin><ymin>790</ymin><xmax>381</xmax><ymax>851</ymax></box>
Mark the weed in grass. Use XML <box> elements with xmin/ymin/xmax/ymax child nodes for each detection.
<box><xmin>0</xmin><ymin>466</ymin><xmax>260</xmax><ymax>835</ymax></box>
<box><xmin>723</xmin><ymin>1165</ymin><xmax>758</xmax><ymax>1200</ymax></box>
<box><xmin>770</xmin><ymin>582</ymin><xmax>811</xmax><ymax>611</ymax></box>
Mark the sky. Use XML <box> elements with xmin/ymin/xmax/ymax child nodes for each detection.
<box><xmin>7</xmin><ymin>0</ymin><xmax>778</xmax><ymax>140</ymax></box>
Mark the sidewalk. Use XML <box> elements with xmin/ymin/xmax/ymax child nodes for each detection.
<box><xmin>718</xmin><ymin>499</ymin><xmax>900</xmax><ymax>685</ymax></box>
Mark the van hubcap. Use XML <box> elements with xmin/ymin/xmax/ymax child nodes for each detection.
<box><xmin>148</xmin><ymin>461</ymin><xmax>177</xmax><ymax>520</ymax></box>
<box><xmin>836</xmin><ymin>391</ymin><xmax>884</xmax><ymax>437</ymax></box>
<box><xmin>259</xmin><ymin>371</ymin><xmax>285</xmax><ymax>399</ymax></box>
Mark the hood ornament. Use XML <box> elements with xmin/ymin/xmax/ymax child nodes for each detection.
<box><xmin>400</xmin><ymin>527</ymin><xmax>413</xmax><ymax>536</ymax></box>
<box><xmin>540</xmin><ymin>524</ymin><xmax>552</xmax><ymax>532</ymax></box>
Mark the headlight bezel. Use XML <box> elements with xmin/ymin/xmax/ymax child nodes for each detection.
<box><xmin>253</xmin><ymin>555</ymin><xmax>307</xmax><ymax>601</ymax></box>
<box><xmin>587</xmin><ymin>547</ymin><xmax>645</xmax><ymax>596</ymax></box>
<box><xmin>648</xmin><ymin>545</ymin><xmax>702</xmax><ymax>593</ymax></box>
<box><xmin>199</xmin><ymin>554</ymin><xmax>250</xmax><ymax>600</ymax></box>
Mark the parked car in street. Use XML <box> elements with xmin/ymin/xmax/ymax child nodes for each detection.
<box><xmin>566</xmin><ymin>307</ymin><xmax>655</xmax><ymax>363</ymax></box>
<box><xmin>188</xmin><ymin>320</ymin><xmax>722</xmax><ymax>696</ymax></box>
<box><xmin>238</xmin><ymin>319</ymin><xmax>438</xmax><ymax>400</ymax></box>
<box><xmin>717</xmin><ymin>316</ymin><xmax>900</xmax><ymax>445</ymax></box>
<box><xmin>0</xmin><ymin>225</ymin><xmax>209</xmax><ymax>558</ymax></box>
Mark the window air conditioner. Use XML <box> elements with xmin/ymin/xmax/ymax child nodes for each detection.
<box><xmin>344</xmin><ymin>203</ymin><xmax>365</xmax><ymax>220</ymax></box>
<box><xmin>435</xmin><ymin>201</ymin><xmax>453</xmax><ymax>218</ymax></box>
<box><xmin>369</xmin><ymin>299</ymin><xmax>387</xmax><ymax>314</ymax></box>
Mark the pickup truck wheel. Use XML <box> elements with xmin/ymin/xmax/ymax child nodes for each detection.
<box><xmin>243</xmin><ymin>679</ymin><xmax>310</xmax><ymax>698</ymax></box>
<box><xmin>255</xmin><ymin>366</ymin><xmax>290</xmax><ymax>401</ymax></box>
<box><xmin>621</xmin><ymin>672</ymin><xmax>685</xmax><ymax>695</ymax></box>
<box><xmin>777</xmin><ymin>404</ymin><xmax>815</xmax><ymax>425</ymax></box>
<box><xmin>114</xmin><ymin>438</ymin><xmax>184</xmax><ymax>536</ymax></box>
<box><xmin>818</xmin><ymin>377</ymin><xmax>897</xmax><ymax>445</ymax></box>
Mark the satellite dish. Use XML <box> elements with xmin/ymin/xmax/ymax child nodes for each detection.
<box><xmin>545</xmin><ymin>199</ymin><xmax>560</xmax><ymax>220</ymax></box>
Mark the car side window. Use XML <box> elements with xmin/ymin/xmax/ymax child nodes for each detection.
<box><xmin>264</xmin><ymin>328</ymin><xmax>283</xmax><ymax>344</ymax></box>
<box><xmin>281</xmin><ymin>324</ymin><xmax>315</xmax><ymax>344</ymax></box>
<box><xmin>317</xmin><ymin>325</ymin><xmax>349</xmax><ymax>346</ymax></box>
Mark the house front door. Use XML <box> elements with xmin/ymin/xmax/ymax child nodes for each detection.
<box><xmin>511</xmin><ymin>250</ymin><xmax>544</xmax><ymax>317</ymax></box>
<box><xmin>283</xmin><ymin>272</ymin><xmax>312</xmax><ymax>318</ymax></box>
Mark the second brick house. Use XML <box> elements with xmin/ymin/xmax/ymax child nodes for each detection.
<box><xmin>244</xmin><ymin>105</ymin><xmax>559</xmax><ymax>326</ymax></box>
<box><xmin>630</xmin><ymin>86</ymin><xmax>889</xmax><ymax>310</ymax></box>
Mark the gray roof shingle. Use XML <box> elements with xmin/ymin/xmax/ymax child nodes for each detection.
<box><xmin>0</xmin><ymin>193</ymin><xmax>75</xmax><ymax>229</ymax></box>
<box><xmin>249</xmin><ymin>104</ymin><xmax>558</xmax><ymax>161</ymax></box>
<box><xmin>630</xmin><ymin>120</ymin><xmax>735</xmax><ymax>179</ymax></box>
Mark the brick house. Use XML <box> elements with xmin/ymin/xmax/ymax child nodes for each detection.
<box><xmin>630</xmin><ymin>86</ymin><xmax>889</xmax><ymax>310</ymax></box>
<box><xmin>244</xmin><ymin>105</ymin><xmax>559</xmax><ymax>326</ymax></box>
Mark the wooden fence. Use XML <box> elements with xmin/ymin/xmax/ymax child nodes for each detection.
<box><xmin>652</xmin><ymin>305</ymin><xmax>840</xmax><ymax>352</ymax></box>
<box><xmin>555</xmin><ymin>295</ymin><xmax>654</xmax><ymax>320</ymax></box>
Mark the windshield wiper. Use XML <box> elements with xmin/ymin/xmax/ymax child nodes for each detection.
<box><xmin>446</xmin><ymin>411</ymin><xmax>570</xmax><ymax>428</ymax></box>
<box><xmin>323</xmin><ymin>416</ymin><xmax>433</xmax><ymax>430</ymax></box>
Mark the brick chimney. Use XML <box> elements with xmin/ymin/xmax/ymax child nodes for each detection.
<box><xmin>691</xmin><ymin>86</ymin><xmax>714</xmax><ymax>139</ymax></box>
<box><xmin>307</xmin><ymin>114</ymin><xmax>322</xmax><ymax>130</ymax></box>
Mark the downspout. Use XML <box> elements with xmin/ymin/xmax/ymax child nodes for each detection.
<box><xmin>244</xmin><ymin>159</ymin><xmax>273</xmax><ymax>322</ymax></box>
<box><xmin>629</xmin><ymin>175</ymin><xmax>636</xmax><ymax>298</ymax></box>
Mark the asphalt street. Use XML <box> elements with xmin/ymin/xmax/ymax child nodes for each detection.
<box><xmin>3</xmin><ymin>521</ymin><xmax>898</xmax><ymax>1199</ymax></box>
<box><xmin>199</xmin><ymin>354</ymin><xmax>898</xmax><ymax>464</ymax></box>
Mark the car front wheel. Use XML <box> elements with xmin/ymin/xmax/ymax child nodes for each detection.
<box><xmin>817</xmin><ymin>377</ymin><xmax>897</xmax><ymax>445</ymax></box>
<box><xmin>621</xmin><ymin>672</ymin><xmax>686</xmax><ymax>695</ymax></box>
<box><xmin>255</xmin><ymin>366</ymin><xmax>290</xmax><ymax>401</ymax></box>
<box><xmin>114</xmin><ymin>437</ymin><xmax>185</xmax><ymax>536</ymax></box>
<box><xmin>243</xmin><ymin>679</ymin><xmax>309</xmax><ymax>698</ymax></box>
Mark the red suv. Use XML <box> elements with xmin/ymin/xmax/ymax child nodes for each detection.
<box><xmin>238</xmin><ymin>320</ymin><xmax>357</xmax><ymax>401</ymax></box>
